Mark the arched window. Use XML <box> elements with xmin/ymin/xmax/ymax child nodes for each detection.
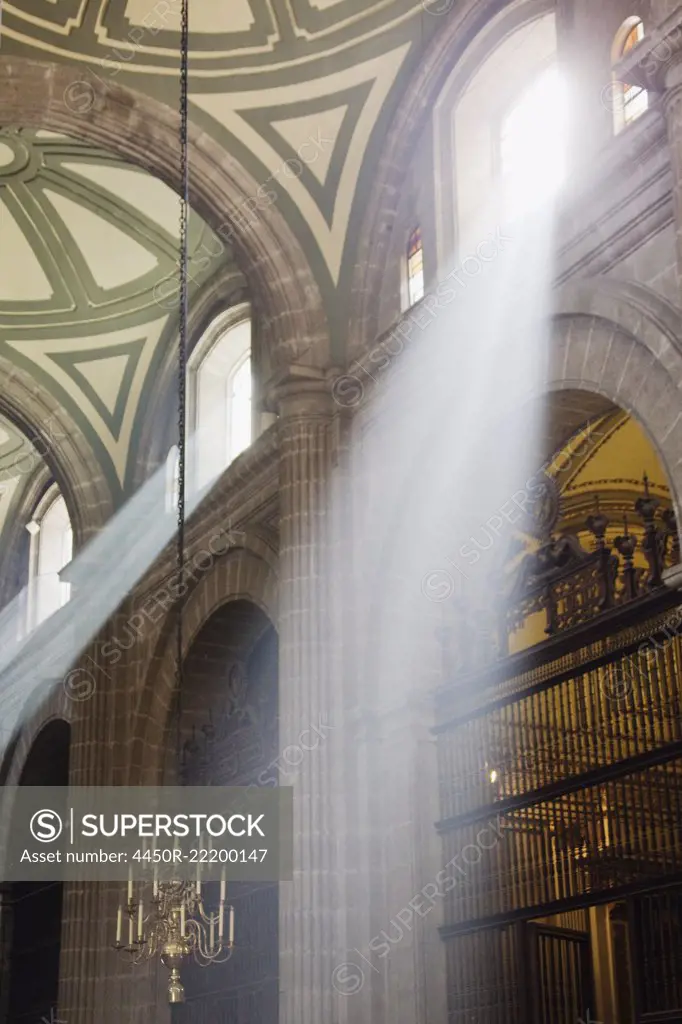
<box><xmin>188</xmin><ymin>305</ymin><xmax>252</xmax><ymax>492</ymax></box>
<box><xmin>437</xmin><ymin>10</ymin><xmax>558</xmax><ymax>251</ymax></box>
<box><xmin>498</xmin><ymin>63</ymin><xmax>568</xmax><ymax>214</ymax></box>
<box><xmin>405</xmin><ymin>227</ymin><xmax>425</xmax><ymax>308</ymax></box>
<box><xmin>612</xmin><ymin>18</ymin><xmax>648</xmax><ymax>133</ymax></box>
<box><xmin>26</xmin><ymin>487</ymin><xmax>72</xmax><ymax>629</ymax></box>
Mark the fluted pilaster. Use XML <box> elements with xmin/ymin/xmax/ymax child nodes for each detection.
<box><xmin>273</xmin><ymin>373</ymin><xmax>342</xmax><ymax>1023</ymax></box>
<box><xmin>58</xmin><ymin>612</ymin><xmax>159</xmax><ymax>1024</ymax></box>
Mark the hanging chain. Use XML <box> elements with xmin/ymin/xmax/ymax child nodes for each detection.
<box><xmin>175</xmin><ymin>0</ymin><xmax>189</xmax><ymax>770</ymax></box>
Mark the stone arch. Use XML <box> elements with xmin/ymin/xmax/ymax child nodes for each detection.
<box><xmin>0</xmin><ymin>686</ymin><xmax>73</xmax><ymax>787</ymax></box>
<box><xmin>0</xmin><ymin>361</ymin><xmax>110</xmax><ymax>545</ymax></box>
<box><xmin>544</xmin><ymin>305</ymin><xmax>682</xmax><ymax>518</ymax></box>
<box><xmin>129</xmin><ymin>542</ymin><xmax>278</xmax><ymax>785</ymax></box>
<box><xmin>0</xmin><ymin>55</ymin><xmax>329</xmax><ymax>374</ymax></box>
<box><xmin>0</xmin><ymin>715</ymin><xmax>70</xmax><ymax>1024</ymax></box>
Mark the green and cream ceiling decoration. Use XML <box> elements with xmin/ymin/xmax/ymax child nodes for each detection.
<box><xmin>1</xmin><ymin>0</ymin><xmax>433</xmax><ymax>296</ymax></box>
<box><xmin>0</xmin><ymin>0</ymin><xmax>440</xmax><ymax>501</ymax></box>
<box><xmin>0</xmin><ymin>128</ymin><xmax>228</xmax><ymax>497</ymax></box>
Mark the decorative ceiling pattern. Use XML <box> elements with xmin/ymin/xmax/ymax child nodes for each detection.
<box><xmin>1</xmin><ymin>0</ymin><xmax>427</xmax><ymax>298</ymax></box>
<box><xmin>0</xmin><ymin>128</ymin><xmax>231</xmax><ymax>497</ymax></box>
<box><xmin>0</xmin><ymin>1</ymin><xmax>436</xmax><ymax>505</ymax></box>
<box><xmin>2</xmin><ymin>0</ymin><xmax>420</xmax><ymax>70</ymax></box>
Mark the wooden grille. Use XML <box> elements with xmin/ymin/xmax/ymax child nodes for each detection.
<box><xmin>436</xmin><ymin>592</ymin><xmax>682</xmax><ymax>1021</ymax></box>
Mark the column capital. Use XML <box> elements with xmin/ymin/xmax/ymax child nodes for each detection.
<box><xmin>615</xmin><ymin>7</ymin><xmax>682</xmax><ymax>93</ymax></box>
<box><xmin>262</xmin><ymin>362</ymin><xmax>338</xmax><ymax>419</ymax></box>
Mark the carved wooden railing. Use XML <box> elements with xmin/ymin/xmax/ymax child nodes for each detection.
<box><xmin>506</xmin><ymin>478</ymin><xmax>679</xmax><ymax>639</ymax></box>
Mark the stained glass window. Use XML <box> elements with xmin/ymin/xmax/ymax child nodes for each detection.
<box><xmin>622</xmin><ymin>21</ymin><xmax>647</xmax><ymax>125</ymax></box>
<box><xmin>407</xmin><ymin>227</ymin><xmax>424</xmax><ymax>307</ymax></box>
<box><xmin>613</xmin><ymin>19</ymin><xmax>648</xmax><ymax>132</ymax></box>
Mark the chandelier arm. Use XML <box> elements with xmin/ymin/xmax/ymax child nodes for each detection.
<box><xmin>194</xmin><ymin>945</ymin><xmax>234</xmax><ymax>967</ymax></box>
<box><xmin>195</xmin><ymin>902</ymin><xmax>217</xmax><ymax>925</ymax></box>
<box><xmin>185</xmin><ymin>920</ymin><xmax>212</xmax><ymax>962</ymax></box>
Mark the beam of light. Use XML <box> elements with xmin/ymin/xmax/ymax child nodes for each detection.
<box><xmin>0</xmin><ymin>411</ymin><xmax>244</xmax><ymax>765</ymax></box>
<box><xmin>319</xmin><ymin>193</ymin><xmax>562</xmax><ymax>996</ymax></box>
<box><xmin>345</xmin><ymin>187</ymin><xmax>561</xmax><ymax>712</ymax></box>
<box><xmin>500</xmin><ymin>65</ymin><xmax>569</xmax><ymax>217</ymax></box>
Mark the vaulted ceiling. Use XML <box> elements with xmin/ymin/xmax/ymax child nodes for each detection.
<box><xmin>0</xmin><ymin>1</ymin><xmax>442</xmax><ymax>505</ymax></box>
<box><xmin>0</xmin><ymin>0</ymin><xmax>446</xmax><ymax>513</ymax></box>
<box><xmin>2</xmin><ymin>0</ymin><xmax>432</xmax><ymax>300</ymax></box>
<box><xmin>0</xmin><ymin>126</ymin><xmax>234</xmax><ymax>497</ymax></box>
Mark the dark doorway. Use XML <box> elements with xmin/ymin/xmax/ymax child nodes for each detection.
<box><xmin>176</xmin><ymin>602</ymin><xmax>279</xmax><ymax>1024</ymax></box>
<box><xmin>1</xmin><ymin>719</ymin><xmax>70</xmax><ymax>1024</ymax></box>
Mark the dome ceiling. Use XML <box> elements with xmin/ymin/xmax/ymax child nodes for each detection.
<box><xmin>0</xmin><ymin>127</ymin><xmax>233</xmax><ymax>496</ymax></box>
<box><xmin>1</xmin><ymin>0</ymin><xmax>431</xmax><ymax>301</ymax></box>
<box><xmin>0</xmin><ymin>0</ymin><xmax>440</xmax><ymax>506</ymax></box>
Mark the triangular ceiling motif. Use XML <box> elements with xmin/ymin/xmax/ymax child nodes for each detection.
<box><xmin>48</xmin><ymin>340</ymin><xmax>145</xmax><ymax>442</ymax></box>
<box><xmin>5</xmin><ymin>318</ymin><xmax>168</xmax><ymax>485</ymax></box>
<box><xmin>190</xmin><ymin>42</ymin><xmax>411</xmax><ymax>283</ymax></box>
<box><xmin>269</xmin><ymin>105</ymin><xmax>348</xmax><ymax>186</ymax></box>
<box><xmin>42</xmin><ymin>189</ymin><xmax>160</xmax><ymax>290</ymax></box>
<box><xmin>0</xmin><ymin>197</ymin><xmax>54</xmax><ymax>302</ymax></box>
<box><xmin>237</xmin><ymin>85</ymin><xmax>371</xmax><ymax>227</ymax></box>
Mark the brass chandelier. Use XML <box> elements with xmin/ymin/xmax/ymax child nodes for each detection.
<box><xmin>113</xmin><ymin>870</ymin><xmax>234</xmax><ymax>1002</ymax></box>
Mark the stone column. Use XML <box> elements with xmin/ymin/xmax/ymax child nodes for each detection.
<box><xmin>58</xmin><ymin>611</ymin><xmax>160</xmax><ymax>1024</ymax></box>
<box><xmin>57</xmin><ymin>622</ymin><xmax>115</xmax><ymax>1024</ymax></box>
<box><xmin>336</xmin><ymin>387</ymin><xmax>448</xmax><ymax>1024</ymax></box>
<box><xmin>269</xmin><ymin>363</ymin><xmax>448</xmax><ymax>1024</ymax></box>
<box><xmin>270</xmin><ymin>370</ymin><xmax>344</xmax><ymax>1024</ymax></box>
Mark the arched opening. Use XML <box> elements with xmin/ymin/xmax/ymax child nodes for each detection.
<box><xmin>25</xmin><ymin>486</ymin><xmax>73</xmax><ymax>633</ymax></box>
<box><xmin>0</xmin><ymin>403</ymin><xmax>75</xmax><ymax>651</ymax></box>
<box><xmin>0</xmin><ymin>412</ymin><xmax>52</xmax><ymax>619</ymax></box>
<box><xmin>499</xmin><ymin>391</ymin><xmax>678</xmax><ymax>655</ymax></box>
<box><xmin>0</xmin><ymin>720</ymin><xmax>70</xmax><ymax>1024</ymax></box>
<box><xmin>435</xmin><ymin>387</ymin><xmax>682</xmax><ymax>1023</ymax></box>
<box><xmin>170</xmin><ymin>600</ymin><xmax>279</xmax><ymax>1024</ymax></box>
<box><xmin>187</xmin><ymin>305</ymin><xmax>253</xmax><ymax>493</ymax></box>
<box><xmin>441</xmin><ymin>9</ymin><xmax>560</xmax><ymax>248</ymax></box>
